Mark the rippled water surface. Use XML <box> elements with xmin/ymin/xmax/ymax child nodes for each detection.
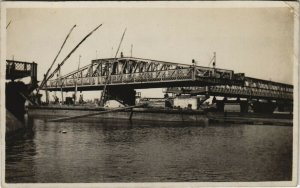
<box><xmin>6</xmin><ymin>118</ymin><xmax>292</xmax><ymax>183</ymax></box>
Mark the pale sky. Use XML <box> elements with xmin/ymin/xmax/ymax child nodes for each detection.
<box><xmin>5</xmin><ymin>5</ymin><xmax>296</xmax><ymax>99</ymax></box>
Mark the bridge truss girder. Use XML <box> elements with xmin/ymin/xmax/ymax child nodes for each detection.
<box><xmin>44</xmin><ymin>57</ymin><xmax>243</xmax><ymax>92</ymax></box>
<box><xmin>6</xmin><ymin>60</ymin><xmax>37</xmax><ymax>82</ymax></box>
<box><xmin>166</xmin><ymin>77</ymin><xmax>293</xmax><ymax>101</ymax></box>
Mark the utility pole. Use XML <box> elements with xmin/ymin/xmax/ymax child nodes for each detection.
<box><xmin>130</xmin><ymin>44</ymin><xmax>133</xmax><ymax>57</ymax></box>
<box><xmin>45</xmin><ymin>82</ymin><xmax>49</xmax><ymax>104</ymax></box>
<box><xmin>212</xmin><ymin>52</ymin><xmax>216</xmax><ymax>77</ymax></box>
<box><xmin>59</xmin><ymin>68</ymin><xmax>64</xmax><ymax>105</ymax></box>
<box><xmin>213</xmin><ymin>52</ymin><xmax>216</xmax><ymax>68</ymax></box>
<box><xmin>74</xmin><ymin>55</ymin><xmax>81</xmax><ymax>104</ymax></box>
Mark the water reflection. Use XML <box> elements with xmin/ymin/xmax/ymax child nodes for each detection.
<box><xmin>6</xmin><ymin>118</ymin><xmax>292</xmax><ymax>183</ymax></box>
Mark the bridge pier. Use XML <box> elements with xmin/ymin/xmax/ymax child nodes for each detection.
<box><xmin>277</xmin><ymin>100</ymin><xmax>293</xmax><ymax>112</ymax></box>
<box><xmin>6</xmin><ymin>81</ymin><xmax>28</xmax><ymax>123</ymax></box>
<box><xmin>215</xmin><ymin>98</ymin><xmax>249</xmax><ymax>113</ymax></box>
<box><xmin>240</xmin><ymin>101</ymin><xmax>249</xmax><ymax>113</ymax></box>
<box><xmin>216</xmin><ymin>100</ymin><xmax>225</xmax><ymax>112</ymax></box>
<box><xmin>106</xmin><ymin>86</ymin><xmax>136</xmax><ymax>106</ymax></box>
<box><xmin>252</xmin><ymin>101</ymin><xmax>276</xmax><ymax>114</ymax></box>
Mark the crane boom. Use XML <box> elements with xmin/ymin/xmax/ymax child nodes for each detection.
<box><xmin>38</xmin><ymin>24</ymin><xmax>77</xmax><ymax>92</ymax></box>
<box><xmin>44</xmin><ymin>24</ymin><xmax>103</xmax><ymax>85</ymax></box>
<box><xmin>99</xmin><ymin>28</ymin><xmax>127</xmax><ymax>106</ymax></box>
<box><xmin>6</xmin><ymin>20</ymin><xmax>12</xmax><ymax>29</ymax></box>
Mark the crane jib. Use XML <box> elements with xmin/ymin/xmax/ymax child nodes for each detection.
<box><xmin>44</xmin><ymin>24</ymin><xmax>103</xmax><ymax>85</ymax></box>
<box><xmin>39</xmin><ymin>24</ymin><xmax>77</xmax><ymax>91</ymax></box>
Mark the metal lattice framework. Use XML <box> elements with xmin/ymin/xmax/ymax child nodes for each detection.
<box><xmin>44</xmin><ymin>57</ymin><xmax>244</xmax><ymax>91</ymax></box>
<box><xmin>43</xmin><ymin>57</ymin><xmax>293</xmax><ymax>101</ymax></box>
<box><xmin>6</xmin><ymin>60</ymin><xmax>37</xmax><ymax>81</ymax></box>
<box><xmin>166</xmin><ymin>77</ymin><xmax>293</xmax><ymax>101</ymax></box>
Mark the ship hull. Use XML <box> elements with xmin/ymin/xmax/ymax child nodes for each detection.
<box><xmin>27</xmin><ymin>106</ymin><xmax>209</xmax><ymax>125</ymax></box>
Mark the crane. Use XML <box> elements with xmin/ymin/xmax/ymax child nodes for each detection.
<box><xmin>99</xmin><ymin>28</ymin><xmax>127</xmax><ymax>107</ymax></box>
<box><xmin>44</xmin><ymin>24</ymin><xmax>103</xmax><ymax>84</ymax></box>
<box><xmin>37</xmin><ymin>25</ymin><xmax>77</xmax><ymax>99</ymax></box>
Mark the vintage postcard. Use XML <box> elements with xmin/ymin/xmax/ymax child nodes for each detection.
<box><xmin>1</xmin><ymin>1</ymin><xmax>298</xmax><ymax>187</ymax></box>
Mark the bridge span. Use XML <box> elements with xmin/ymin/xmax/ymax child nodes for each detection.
<box><xmin>166</xmin><ymin>77</ymin><xmax>293</xmax><ymax>101</ymax></box>
<box><xmin>44</xmin><ymin>57</ymin><xmax>244</xmax><ymax>91</ymax></box>
<box><xmin>40</xmin><ymin>57</ymin><xmax>293</xmax><ymax>112</ymax></box>
<box><xmin>165</xmin><ymin>77</ymin><xmax>293</xmax><ymax>113</ymax></box>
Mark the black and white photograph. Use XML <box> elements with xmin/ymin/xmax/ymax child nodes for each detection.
<box><xmin>1</xmin><ymin>1</ymin><xmax>298</xmax><ymax>187</ymax></box>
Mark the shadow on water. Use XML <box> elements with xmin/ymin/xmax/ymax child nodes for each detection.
<box><xmin>6</xmin><ymin>116</ymin><xmax>35</xmax><ymax>141</ymax></box>
<box><xmin>6</xmin><ymin>131</ymin><xmax>37</xmax><ymax>182</ymax></box>
<box><xmin>5</xmin><ymin>116</ymin><xmax>38</xmax><ymax>183</ymax></box>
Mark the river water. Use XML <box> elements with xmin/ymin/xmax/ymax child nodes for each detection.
<box><xmin>6</xmin><ymin>118</ymin><xmax>292</xmax><ymax>183</ymax></box>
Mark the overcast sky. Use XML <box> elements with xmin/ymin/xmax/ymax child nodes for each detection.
<box><xmin>5</xmin><ymin>4</ymin><xmax>296</xmax><ymax>99</ymax></box>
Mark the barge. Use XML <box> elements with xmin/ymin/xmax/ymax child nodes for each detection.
<box><xmin>27</xmin><ymin>104</ymin><xmax>292</xmax><ymax>126</ymax></box>
<box><xmin>27</xmin><ymin>105</ymin><xmax>209</xmax><ymax>125</ymax></box>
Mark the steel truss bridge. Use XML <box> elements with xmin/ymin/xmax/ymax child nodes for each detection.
<box><xmin>43</xmin><ymin>57</ymin><xmax>292</xmax><ymax>101</ymax></box>
<box><xmin>44</xmin><ymin>57</ymin><xmax>245</xmax><ymax>91</ymax></box>
<box><xmin>6</xmin><ymin>57</ymin><xmax>293</xmax><ymax>113</ymax></box>
<box><xmin>166</xmin><ymin>77</ymin><xmax>293</xmax><ymax>101</ymax></box>
<box><xmin>40</xmin><ymin>57</ymin><xmax>293</xmax><ymax>112</ymax></box>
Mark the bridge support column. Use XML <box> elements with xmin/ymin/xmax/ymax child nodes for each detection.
<box><xmin>252</xmin><ymin>101</ymin><xmax>276</xmax><ymax>114</ymax></box>
<box><xmin>277</xmin><ymin>100</ymin><xmax>293</xmax><ymax>112</ymax></box>
<box><xmin>216</xmin><ymin>101</ymin><xmax>224</xmax><ymax>112</ymax></box>
<box><xmin>6</xmin><ymin>82</ymin><xmax>27</xmax><ymax>123</ymax></box>
<box><xmin>106</xmin><ymin>87</ymin><xmax>136</xmax><ymax>106</ymax></box>
<box><xmin>240</xmin><ymin>101</ymin><xmax>249</xmax><ymax>113</ymax></box>
<box><xmin>45</xmin><ymin>89</ymin><xmax>49</xmax><ymax>104</ymax></box>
